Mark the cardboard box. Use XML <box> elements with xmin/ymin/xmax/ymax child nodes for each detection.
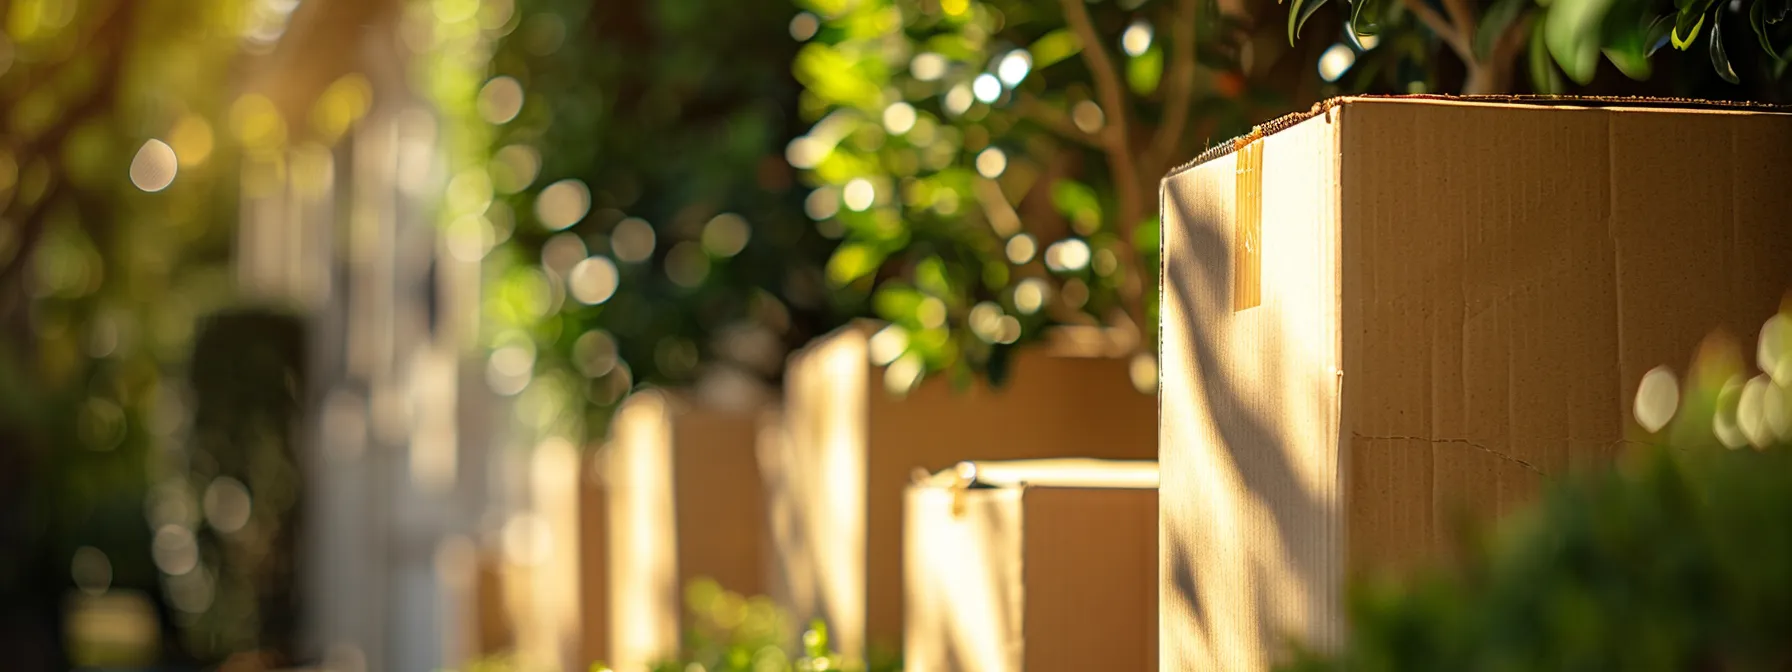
<box><xmin>904</xmin><ymin>460</ymin><xmax>1159</xmax><ymax>672</ymax></box>
<box><xmin>1158</xmin><ymin>96</ymin><xmax>1792</xmax><ymax>670</ymax></box>
<box><xmin>773</xmin><ymin>324</ymin><xmax>1157</xmax><ymax>658</ymax></box>
<box><xmin>588</xmin><ymin>391</ymin><xmax>769</xmax><ymax>671</ymax></box>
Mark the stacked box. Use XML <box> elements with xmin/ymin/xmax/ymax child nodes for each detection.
<box><xmin>587</xmin><ymin>391</ymin><xmax>769</xmax><ymax>671</ymax></box>
<box><xmin>904</xmin><ymin>459</ymin><xmax>1158</xmax><ymax>672</ymax></box>
<box><xmin>1159</xmin><ymin>96</ymin><xmax>1792</xmax><ymax>670</ymax></box>
<box><xmin>773</xmin><ymin>324</ymin><xmax>1157</xmax><ymax>657</ymax></box>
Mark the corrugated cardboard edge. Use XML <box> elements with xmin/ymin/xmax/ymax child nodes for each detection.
<box><xmin>1167</xmin><ymin>94</ymin><xmax>1792</xmax><ymax>179</ymax></box>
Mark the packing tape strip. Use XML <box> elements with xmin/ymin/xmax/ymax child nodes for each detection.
<box><xmin>1233</xmin><ymin>138</ymin><xmax>1263</xmax><ymax>311</ymax></box>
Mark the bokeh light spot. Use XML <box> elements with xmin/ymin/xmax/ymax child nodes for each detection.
<box><xmin>789</xmin><ymin>12</ymin><xmax>819</xmax><ymax>41</ymax></box>
<box><xmin>478</xmin><ymin>76</ymin><xmax>525</xmax><ymax>124</ymax></box>
<box><xmin>535</xmin><ymin>179</ymin><xmax>590</xmax><ymax>230</ymax></box>
<box><xmin>1122</xmin><ymin>21</ymin><xmax>1154</xmax><ymax>57</ymax></box>
<box><xmin>868</xmin><ymin>325</ymin><xmax>908</xmax><ymax>366</ymax></box>
<box><xmin>1005</xmin><ymin>234</ymin><xmax>1036</xmax><ymax>264</ymax></box>
<box><xmin>975</xmin><ymin>147</ymin><xmax>1007</xmax><ymax>178</ymax></box>
<box><xmin>568</xmin><ymin>256</ymin><xmax>619</xmax><ymax>305</ymax></box>
<box><xmin>843</xmin><ymin>179</ymin><xmax>875</xmax><ymax>211</ymax></box>
<box><xmin>1044</xmin><ymin>238</ymin><xmax>1092</xmax><ymax>272</ymax></box>
<box><xmin>491</xmin><ymin>144</ymin><xmax>541</xmax><ymax>194</ymax></box>
<box><xmin>911</xmin><ymin>52</ymin><xmax>946</xmax><ymax>81</ymax></box>
<box><xmin>129</xmin><ymin>139</ymin><xmax>177</xmax><ymax>192</ymax></box>
<box><xmin>702</xmin><ymin>213</ymin><xmax>751</xmax><ymax>257</ymax></box>
<box><xmin>997</xmin><ymin>50</ymin><xmax>1032</xmax><ymax>86</ymax></box>
<box><xmin>203</xmin><ymin>477</ymin><xmax>252</xmax><ymax>533</ymax></box>
<box><xmin>611</xmin><ymin>217</ymin><xmax>657</xmax><ymax>263</ymax></box>
<box><xmin>972</xmin><ymin>74</ymin><xmax>1002</xmax><ymax>103</ymax></box>
<box><xmin>883</xmin><ymin>102</ymin><xmax>917</xmax><ymax>135</ymax></box>
<box><xmin>1319</xmin><ymin>43</ymin><xmax>1356</xmax><ymax>82</ymax></box>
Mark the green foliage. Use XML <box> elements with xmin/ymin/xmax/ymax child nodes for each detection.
<box><xmin>633</xmin><ymin>579</ymin><xmax>902</xmax><ymax>672</ymax></box>
<box><xmin>792</xmin><ymin>0</ymin><xmax>1303</xmax><ymax>386</ymax></box>
<box><xmin>455</xmin><ymin>579</ymin><xmax>902</xmax><ymax>672</ymax></box>
<box><xmin>1291</xmin><ymin>0</ymin><xmax>1792</xmax><ymax>92</ymax></box>
<box><xmin>1279</xmin><ymin>304</ymin><xmax>1792</xmax><ymax>670</ymax></box>
<box><xmin>450</xmin><ymin>0</ymin><xmax>860</xmax><ymax>441</ymax></box>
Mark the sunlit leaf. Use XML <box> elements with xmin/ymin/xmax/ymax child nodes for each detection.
<box><xmin>871</xmin><ymin>284</ymin><xmax>924</xmax><ymax>322</ymax></box>
<box><xmin>1127</xmin><ymin>45</ymin><xmax>1164</xmax><ymax>95</ymax></box>
<box><xmin>1029</xmin><ymin>29</ymin><xmax>1082</xmax><ymax>69</ymax></box>
<box><xmin>827</xmin><ymin>242</ymin><xmax>885</xmax><ymax>286</ymax></box>
<box><xmin>1673</xmin><ymin>1</ymin><xmax>1715</xmax><ymax>49</ymax></box>
<box><xmin>1710</xmin><ymin>14</ymin><xmax>1741</xmax><ymax>83</ymax></box>
<box><xmin>793</xmin><ymin>43</ymin><xmax>886</xmax><ymax>109</ymax></box>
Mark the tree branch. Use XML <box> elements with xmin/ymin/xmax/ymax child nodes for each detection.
<box><xmin>0</xmin><ymin>1</ymin><xmax>132</xmax><ymax>305</ymax></box>
<box><xmin>1145</xmin><ymin>0</ymin><xmax>1198</xmax><ymax>176</ymax></box>
<box><xmin>1400</xmin><ymin>0</ymin><xmax>1474</xmax><ymax>64</ymax></box>
<box><xmin>1015</xmin><ymin>94</ymin><xmax>1104</xmax><ymax>150</ymax></box>
<box><xmin>1058</xmin><ymin>0</ymin><xmax>1148</xmax><ymax>341</ymax></box>
<box><xmin>1440</xmin><ymin>0</ymin><xmax>1478</xmax><ymax>56</ymax></box>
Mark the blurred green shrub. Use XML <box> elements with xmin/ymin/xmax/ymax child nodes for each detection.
<box><xmin>624</xmin><ymin>578</ymin><xmax>901</xmax><ymax>672</ymax></box>
<box><xmin>454</xmin><ymin>578</ymin><xmax>901</xmax><ymax>672</ymax></box>
<box><xmin>1280</xmin><ymin>301</ymin><xmax>1792</xmax><ymax>670</ymax></box>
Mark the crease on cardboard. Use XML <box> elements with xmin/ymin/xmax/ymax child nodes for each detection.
<box><xmin>1350</xmin><ymin>433</ymin><xmax>1545</xmax><ymax>475</ymax></box>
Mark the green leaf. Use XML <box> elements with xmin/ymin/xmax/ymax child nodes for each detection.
<box><xmin>1531</xmin><ymin>15</ymin><xmax>1569</xmax><ymax>93</ymax></box>
<box><xmin>1752</xmin><ymin>0</ymin><xmax>1780</xmax><ymax>58</ymax></box>
<box><xmin>827</xmin><ymin>243</ymin><xmax>885</xmax><ymax>286</ymax></box>
<box><xmin>1349</xmin><ymin>0</ymin><xmax>1387</xmax><ymax>37</ymax></box>
<box><xmin>1127</xmin><ymin>45</ymin><xmax>1164</xmax><ymax>95</ymax></box>
<box><xmin>1603</xmin><ymin>46</ymin><xmax>1653</xmax><ymax>79</ymax></box>
<box><xmin>1710</xmin><ymin>13</ymin><xmax>1741</xmax><ymax>82</ymax></box>
<box><xmin>1133</xmin><ymin>216</ymin><xmax>1161</xmax><ymax>258</ymax></box>
<box><xmin>1546</xmin><ymin>0</ymin><xmax>1619</xmax><ymax>84</ymax></box>
<box><xmin>915</xmin><ymin>256</ymin><xmax>953</xmax><ymax>297</ymax></box>
<box><xmin>1602</xmin><ymin>14</ymin><xmax>1660</xmax><ymax>79</ymax></box>
<box><xmin>1646</xmin><ymin>14</ymin><xmax>1675</xmax><ymax>55</ymax></box>
<box><xmin>1029</xmin><ymin>29</ymin><xmax>1083</xmax><ymax>69</ymax></box>
<box><xmin>1051</xmin><ymin>180</ymin><xmax>1103</xmax><ymax>234</ymax></box>
<box><xmin>871</xmin><ymin>284</ymin><xmax>924</xmax><ymax>322</ymax></box>
<box><xmin>1290</xmin><ymin>0</ymin><xmax>1331</xmax><ymax>44</ymax></box>
<box><xmin>1673</xmin><ymin>1</ymin><xmax>1714</xmax><ymax>49</ymax></box>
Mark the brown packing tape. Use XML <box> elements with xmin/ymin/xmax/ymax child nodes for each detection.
<box><xmin>1233</xmin><ymin>139</ymin><xmax>1263</xmax><ymax>311</ymax></box>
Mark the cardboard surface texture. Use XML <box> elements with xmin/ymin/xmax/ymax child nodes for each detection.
<box><xmin>904</xmin><ymin>461</ymin><xmax>1159</xmax><ymax>672</ymax></box>
<box><xmin>773</xmin><ymin>324</ymin><xmax>1157</xmax><ymax>658</ymax></box>
<box><xmin>587</xmin><ymin>391</ymin><xmax>769</xmax><ymax>672</ymax></box>
<box><xmin>1159</xmin><ymin>97</ymin><xmax>1792</xmax><ymax>671</ymax></box>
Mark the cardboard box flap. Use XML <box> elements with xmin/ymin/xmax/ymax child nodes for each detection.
<box><xmin>1170</xmin><ymin>95</ymin><xmax>1792</xmax><ymax>177</ymax></box>
<box><xmin>916</xmin><ymin>459</ymin><xmax>1160</xmax><ymax>490</ymax></box>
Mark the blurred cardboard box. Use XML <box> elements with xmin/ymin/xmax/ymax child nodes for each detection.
<box><xmin>904</xmin><ymin>460</ymin><xmax>1158</xmax><ymax>672</ymax></box>
<box><xmin>1158</xmin><ymin>96</ymin><xmax>1792</xmax><ymax>671</ymax></box>
<box><xmin>587</xmin><ymin>390</ymin><xmax>769</xmax><ymax>671</ymax></box>
<box><xmin>772</xmin><ymin>323</ymin><xmax>1156</xmax><ymax>658</ymax></box>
